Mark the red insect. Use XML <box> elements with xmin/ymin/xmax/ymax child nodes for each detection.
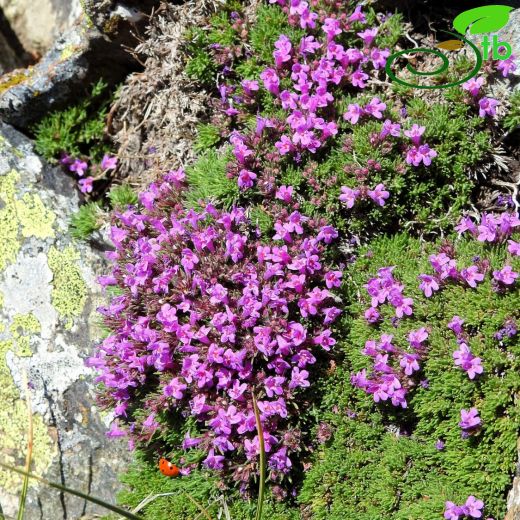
<box><xmin>159</xmin><ymin>458</ymin><xmax>180</xmax><ymax>477</ymax></box>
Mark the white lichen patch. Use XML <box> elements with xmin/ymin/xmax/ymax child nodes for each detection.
<box><xmin>0</xmin><ymin>252</ymin><xmax>56</xmax><ymax>339</ymax></box>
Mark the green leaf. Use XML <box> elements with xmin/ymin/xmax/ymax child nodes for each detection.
<box><xmin>453</xmin><ymin>5</ymin><xmax>513</xmax><ymax>35</ymax></box>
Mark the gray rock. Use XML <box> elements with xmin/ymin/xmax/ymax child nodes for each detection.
<box><xmin>0</xmin><ymin>122</ymin><xmax>130</xmax><ymax>520</ymax></box>
<box><xmin>0</xmin><ymin>22</ymin><xmax>22</xmax><ymax>75</ymax></box>
<box><xmin>495</xmin><ymin>7</ymin><xmax>520</xmax><ymax>79</ymax></box>
<box><xmin>507</xmin><ymin>439</ymin><xmax>520</xmax><ymax>520</ymax></box>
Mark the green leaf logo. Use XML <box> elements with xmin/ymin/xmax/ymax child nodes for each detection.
<box><xmin>453</xmin><ymin>5</ymin><xmax>513</xmax><ymax>35</ymax></box>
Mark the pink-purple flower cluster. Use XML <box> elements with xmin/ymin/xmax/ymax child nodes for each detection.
<box><xmin>461</xmin><ymin>76</ymin><xmax>500</xmax><ymax>118</ymax></box>
<box><xmin>87</xmin><ymin>171</ymin><xmax>342</xmax><ymax>486</ymax></box>
<box><xmin>404</xmin><ymin>124</ymin><xmax>437</xmax><ymax>167</ymax></box>
<box><xmin>416</xmin><ymin>212</ymin><xmax>520</xmax><ymax>297</ymax></box>
<box><xmin>60</xmin><ymin>153</ymin><xmax>118</xmax><ymax>194</ymax></box>
<box><xmin>339</xmin><ymin>183</ymin><xmax>390</xmax><ymax>209</ymax></box>
<box><xmin>364</xmin><ymin>266</ymin><xmax>414</xmax><ymax>320</ymax></box>
<box><xmin>343</xmin><ymin>97</ymin><xmax>387</xmax><ymax>124</ymax></box>
<box><xmin>444</xmin><ymin>496</ymin><xmax>485</xmax><ymax>520</ymax></box>
<box><xmin>223</xmin><ymin>3</ymin><xmax>418</xmax><ymax>190</ymax></box>
<box><xmin>455</xmin><ymin>212</ymin><xmax>520</xmax><ymax>243</ymax></box>
<box><xmin>350</xmin><ymin>267</ymin><xmax>430</xmax><ymax>408</ymax></box>
<box><xmin>351</xmin><ymin>327</ymin><xmax>429</xmax><ymax>408</ymax></box>
<box><xmin>449</xmin><ymin>317</ymin><xmax>483</xmax><ymax>380</ymax></box>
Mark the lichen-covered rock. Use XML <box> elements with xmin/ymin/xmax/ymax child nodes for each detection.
<box><xmin>0</xmin><ymin>0</ymin><xmax>82</xmax><ymax>55</ymax></box>
<box><xmin>0</xmin><ymin>122</ymin><xmax>130</xmax><ymax>519</ymax></box>
<box><xmin>0</xmin><ymin>18</ymin><xmax>135</xmax><ymax>129</ymax></box>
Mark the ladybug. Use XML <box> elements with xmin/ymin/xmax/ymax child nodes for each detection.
<box><xmin>159</xmin><ymin>458</ymin><xmax>180</xmax><ymax>477</ymax></box>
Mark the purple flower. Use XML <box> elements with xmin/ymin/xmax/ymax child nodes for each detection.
<box><xmin>322</xmin><ymin>17</ymin><xmax>342</xmax><ymax>41</ymax></box>
<box><xmin>317</xmin><ymin>225</ymin><xmax>338</xmax><ymax>244</ymax></box>
<box><xmin>364</xmin><ymin>307</ymin><xmax>380</xmax><ymax>324</ymax></box>
<box><xmin>508</xmin><ymin>240</ymin><xmax>520</xmax><ymax>256</ymax></box>
<box><xmin>269</xmin><ymin>446</ymin><xmax>292</xmax><ymax>472</ymax></box>
<box><xmin>204</xmin><ymin>449</ymin><xmax>225</xmax><ymax>470</ymax></box>
<box><xmin>241</xmin><ymin>79</ymin><xmax>259</xmax><ymax>95</ymax></box>
<box><xmin>460</xmin><ymin>265</ymin><xmax>484</xmax><ymax>288</ymax></box>
<box><xmin>435</xmin><ymin>439</ymin><xmax>445</xmax><ymax>450</ymax></box>
<box><xmin>418</xmin><ymin>274</ymin><xmax>439</xmax><ymax>297</ymax></box>
<box><xmin>101</xmin><ymin>154</ymin><xmax>118</xmax><ymax>170</ymax></box>
<box><xmin>299</xmin><ymin>35</ymin><xmax>321</xmax><ymax>55</ymax></box>
<box><xmin>455</xmin><ymin>216</ymin><xmax>478</xmax><ymax>236</ymax></box>
<box><xmin>339</xmin><ymin>186</ymin><xmax>360</xmax><ymax>208</ymax></box>
<box><xmin>107</xmin><ymin>421</ymin><xmax>126</xmax><ymax>438</ymax></box>
<box><xmin>493</xmin><ymin>265</ymin><xmax>518</xmax><ymax>285</ymax></box>
<box><xmin>289</xmin><ymin>367</ymin><xmax>310</xmax><ymax>389</ymax></box>
<box><xmin>497</xmin><ymin>55</ymin><xmax>517</xmax><ymax>77</ymax></box>
<box><xmin>364</xmin><ymin>97</ymin><xmax>386</xmax><ymax>119</ymax></box>
<box><xmin>462</xmin><ymin>76</ymin><xmax>484</xmax><ymax>97</ymax></box>
<box><xmin>405</xmin><ymin>144</ymin><xmax>437</xmax><ymax>167</ymax></box>
<box><xmin>78</xmin><ymin>176</ymin><xmax>94</xmax><ymax>194</ymax></box>
<box><xmin>380</xmin><ymin>119</ymin><xmax>401</xmax><ymax>139</ymax></box>
<box><xmin>459</xmin><ymin>407</ymin><xmax>481</xmax><ymax>431</ymax></box>
<box><xmin>260</xmin><ymin>68</ymin><xmax>280</xmax><ymax>94</ymax></box>
<box><xmin>448</xmin><ymin>316</ymin><xmax>464</xmax><ymax>335</ymax></box>
<box><xmin>273</xmin><ymin>34</ymin><xmax>292</xmax><ymax>67</ymax></box>
<box><xmin>181</xmin><ymin>248</ymin><xmax>199</xmax><ymax>273</ymax></box>
<box><xmin>275</xmin><ymin>185</ymin><xmax>293</xmax><ymax>202</ymax></box>
<box><xmin>351</xmin><ymin>68</ymin><xmax>369</xmax><ymax>88</ymax></box>
<box><xmin>478</xmin><ymin>97</ymin><xmax>499</xmax><ymax>118</ymax></box>
<box><xmin>404</xmin><ymin>124</ymin><xmax>425</xmax><ymax>145</ymax></box>
<box><xmin>444</xmin><ymin>501</ymin><xmax>466</xmax><ymax>520</ymax></box>
<box><xmin>357</xmin><ymin>28</ymin><xmax>378</xmax><ymax>46</ymax></box>
<box><xmin>275</xmin><ymin>135</ymin><xmax>295</xmax><ymax>155</ymax></box>
<box><xmin>343</xmin><ymin>103</ymin><xmax>364</xmax><ymax>124</ymax></box>
<box><xmin>300</xmin><ymin>9</ymin><xmax>318</xmax><ymax>30</ymax></box>
<box><xmin>349</xmin><ymin>5</ymin><xmax>366</xmax><ymax>23</ymax></box>
<box><xmin>325</xmin><ymin>270</ymin><xmax>342</xmax><ymax>289</ymax></box>
<box><xmin>238</xmin><ymin>169</ymin><xmax>257</xmax><ymax>190</ymax></box>
<box><xmin>408</xmin><ymin>327</ymin><xmax>428</xmax><ymax>347</ymax></box>
<box><xmin>464</xmin><ymin>496</ymin><xmax>484</xmax><ymax>518</ymax></box>
<box><xmin>164</xmin><ymin>377</ymin><xmax>187</xmax><ymax>399</ymax></box>
<box><xmin>399</xmin><ymin>353</ymin><xmax>420</xmax><ymax>375</ymax></box>
<box><xmin>453</xmin><ymin>343</ymin><xmax>483</xmax><ymax>379</ymax></box>
<box><xmin>371</xmin><ymin>48</ymin><xmax>390</xmax><ymax>69</ymax></box>
<box><xmin>69</xmin><ymin>159</ymin><xmax>88</xmax><ymax>176</ymax></box>
<box><xmin>367</xmin><ymin>183</ymin><xmax>389</xmax><ymax>207</ymax></box>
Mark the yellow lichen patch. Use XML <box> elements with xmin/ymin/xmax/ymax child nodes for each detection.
<box><xmin>16</xmin><ymin>193</ymin><xmax>56</xmax><ymax>239</ymax></box>
<box><xmin>9</xmin><ymin>313</ymin><xmax>41</xmax><ymax>357</ymax></box>
<box><xmin>0</xmin><ymin>339</ymin><xmax>55</xmax><ymax>492</ymax></box>
<box><xmin>0</xmin><ymin>171</ymin><xmax>22</xmax><ymax>271</ymax></box>
<box><xmin>60</xmin><ymin>44</ymin><xmax>80</xmax><ymax>61</ymax></box>
<box><xmin>0</xmin><ymin>68</ymin><xmax>33</xmax><ymax>95</ymax></box>
<box><xmin>0</xmin><ymin>170</ymin><xmax>55</xmax><ymax>271</ymax></box>
<box><xmin>47</xmin><ymin>246</ymin><xmax>87</xmax><ymax>328</ymax></box>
